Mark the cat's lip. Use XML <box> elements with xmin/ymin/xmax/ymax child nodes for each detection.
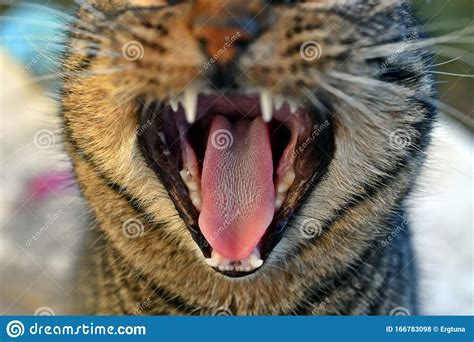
<box><xmin>137</xmin><ymin>87</ymin><xmax>335</xmax><ymax>278</ymax></box>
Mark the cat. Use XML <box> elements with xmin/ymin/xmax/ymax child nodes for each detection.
<box><xmin>61</xmin><ymin>0</ymin><xmax>434</xmax><ymax>315</ymax></box>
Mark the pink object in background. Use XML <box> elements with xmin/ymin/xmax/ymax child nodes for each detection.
<box><xmin>27</xmin><ymin>170</ymin><xmax>72</xmax><ymax>201</ymax></box>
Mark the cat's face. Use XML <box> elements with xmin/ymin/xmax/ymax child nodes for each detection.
<box><xmin>64</xmin><ymin>0</ymin><xmax>433</xmax><ymax>280</ymax></box>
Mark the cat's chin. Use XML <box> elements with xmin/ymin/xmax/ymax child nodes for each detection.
<box><xmin>137</xmin><ymin>86</ymin><xmax>334</xmax><ymax>278</ymax></box>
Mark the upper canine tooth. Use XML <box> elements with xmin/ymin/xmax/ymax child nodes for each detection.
<box><xmin>260</xmin><ymin>90</ymin><xmax>273</xmax><ymax>123</ymax></box>
<box><xmin>183</xmin><ymin>87</ymin><xmax>199</xmax><ymax>124</ymax></box>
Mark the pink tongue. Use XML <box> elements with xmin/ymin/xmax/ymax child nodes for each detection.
<box><xmin>199</xmin><ymin>115</ymin><xmax>275</xmax><ymax>260</ymax></box>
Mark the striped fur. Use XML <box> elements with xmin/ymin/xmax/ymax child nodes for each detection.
<box><xmin>62</xmin><ymin>0</ymin><xmax>435</xmax><ymax>315</ymax></box>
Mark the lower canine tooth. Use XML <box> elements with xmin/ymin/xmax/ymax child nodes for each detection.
<box><xmin>277</xmin><ymin>169</ymin><xmax>296</xmax><ymax>193</ymax></box>
<box><xmin>190</xmin><ymin>193</ymin><xmax>202</xmax><ymax>211</ymax></box>
<box><xmin>249</xmin><ymin>256</ymin><xmax>263</xmax><ymax>269</ymax></box>
<box><xmin>206</xmin><ymin>258</ymin><xmax>219</xmax><ymax>267</ymax></box>
<box><xmin>275</xmin><ymin>196</ymin><xmax>284</xmax><ymax>210</ymax></box>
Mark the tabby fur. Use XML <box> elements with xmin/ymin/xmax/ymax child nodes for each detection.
<box><xmin>61</xmin><ymin>0</ymin><xmax>435</xmax><ymax>315</ymax></box>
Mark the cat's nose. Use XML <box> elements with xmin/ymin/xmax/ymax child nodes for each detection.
<box><xmin>190</xmin><ymin>0</ymin><xmax>269</xmax><ymax>64</ymax></box>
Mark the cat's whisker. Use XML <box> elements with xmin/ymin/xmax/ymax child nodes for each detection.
<box><xmin>432</xmin><ymin>56</ymin><xmax>462</xmax><ymax>67</ymax></box>
<box><xmin>66</xmin><ymin>26</ymin><xmax>113</xmax><ymax>43</ymax></box>
<box><xmin>359</xmin><ymin>27</ymin><xmax>474</xmax><ymax>59</ymax></box>
<box><xmin>431</xmin><ymin>100</ymin><xmax>474</xmax><ymax>128</ymax></box>
<box><xmin>303</xmin><ymin>90</ymin><xmax>331</xmax><ymax>117</ymax></box>
<box><xmin>64</xmin><ymin>44</ymin><xmax>122</xmax><ymax>58</ymax></box>
<box><xmin>423</xmin><ymin>19</ymin><xmax>474</xmax><ymax>33</ymax></box>
<box><xmin>325</xmin><ymin>70</ymin><xmax>474</xmax><ymax>130</ymax></box>
<box><xmin>327</xmin><ymin>71</ymin><xmax>415</xmax><ymax>94</ymax></box>
<box><xmin>0</xmin><ymin>15</ymin><xmax>65</xmax><ymax>27</ymax></box>
<box><xmin>5</xmin><ymin>66</ymin><xmax>131</xmax><ymax>91</ymax></box>
<box><xmin>0</xmin><ymin>33</ymin><xmax>122</xmax><ymax>61</ymax></box>
<box><xmin>0</xmin><ymin>1</ymin><xmax>78</xmax><ymax>20</ymax></box>
<box><xmin>433</xmin><ymin>46</ymin><xmax>474</xmax><ymax>66</ymax></box>
<box><xmin>74</xmin><ymin>0</ymin><xmax>121</xmax><ymax>32</ymax></box>
<box><xmin>430</xmin><ymin>71</ymin><xmax>474</xmax><ymax>78</ymax></box>
<box><xmin>74</xmin><ymin>0</ymin><xmax>106</xmax><ymax>21</ymax></box>
<box><xmin>310</xmin><ymin>71</ymin><xmax>385</xmax><ymax>126</ymax></box>
<box><xmin>0</xmin><ymin>7</ymin><xmax>97</xmax><ymax>33</ymax></box>
<box><xmin>0</xmin><ymin>26</ymin><xmax>115</xmax><ymax>53</ymax></box>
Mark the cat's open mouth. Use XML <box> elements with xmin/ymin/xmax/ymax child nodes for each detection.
<box><xmin>137</xmin><ymin>86</ymin><xmax>334</xmax><ymax>278</ymax></box>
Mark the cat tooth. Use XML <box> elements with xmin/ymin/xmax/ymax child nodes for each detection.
<box><xmin>206</xmin><ymin>249</ymin><xmax>263</xmax><ymax>272</ymax></box>
<box><xmin>275</xmin><ymin>195</ymin><xmax>284</xmax><ymax>210</ymax></box>
<box><xmin>252</xmin><ymin>247</ymin><xmax>261</xmax><ymax>259</ymax></box>
<box><xmin>206</xmin><ymin>258</ymin><xmax>219</xmax><ymax>267</ymax></box>
<box><xmin>179</xmin><ymin>170</ymin><xmax>189</xmax><ymax>183</ymax></box>
<box><xmin>288</xmin><ymin>99</ymin><xmax>298</xmax><ymax>114</ymax></box>
<box><xmin>274</xmin><ymin>95</ymin><xmax>285</xmax><ymax>111</ymax></box>
<box><xmin>206</xmin><ymin>251</ymin><xmax>220</xmax><ymax>267</ymax></box>
<box><xmin>249</xmin><ymin>253</ymin><xmax>263</xmax><ymax>269</ymax></box>
<box><xmin>190</xmin><ymin>192</ymin><xmax>202</xmax><ymax>211</ymax></box>
<box><xmin>260</xmin><ymin>89</ymin><xmax>273</xmax><ymax>122</ymax></box>
<box><xmin>183</xmin><ymin>87</ymin><xmax>198</xmax><ymax>124</ymax></box>
<box><xmin>277</xmin><ymin>183</ymin><xmax>290</xmax><ymax>194</ymax></box>
<box><xmin>187</xmin><ymin>181</ymin><xmax>199</xmax><ymax>192</ymax></box>
<box><xmin>169</xmin><ymin>95</ymin><xmax>181</xmax><ymax>112</ymax></box>
<box><xmin>180</xmin><ymin>169</ymin><xmax>200</xmax><ymax>200</ymax></box>
<box><xmin>250</xmin><ymin>259</ymin><xmax>263</xmax><ymax>269</ymax></box>
<box><xmin>277</xmin><ymin>169</ymin><xmax>296</xmax><ymax>193</ymax></box>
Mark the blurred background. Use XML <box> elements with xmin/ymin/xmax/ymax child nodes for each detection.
<box><xmin>0</xmin><ymin>0</ymin><xmax>472</xmax><ymax>315</ymax></box>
